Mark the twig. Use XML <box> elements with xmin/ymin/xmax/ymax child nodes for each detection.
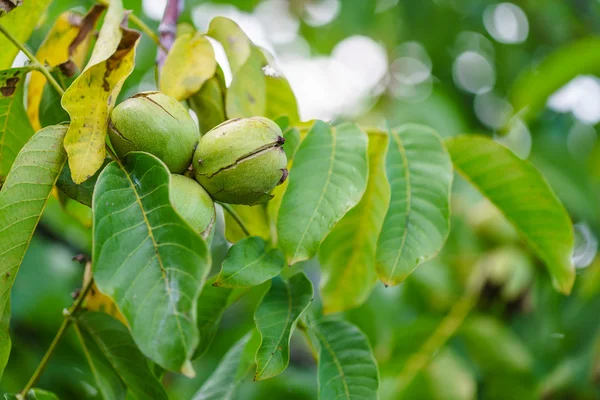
<box><xmin>156</xmin><ymin>0</ymin><xmax>183</xmax><ymax>69</ymax></box>
<box><xmin>219</xmin><ymin>203</ymin><xmax>251</xmax><ymax>237</ymax></box>
<box><xmin>394</xmin><ymin>270</ymin><xmax>485</xmax><ymax>394</ymax></box>
<box><xmin>19</xmin><ymin>276</ymin><xmax>94</xmax><ymax>398</ymax></box>
<box><xmin>97</xmin><ymin>0</ymin><xmax>165</xmax><ymax>51</ymax></box>
<box><xmin>0</xmin><ymin>23</ymin><xmax>65</xmax><ymax>97</ymax></box>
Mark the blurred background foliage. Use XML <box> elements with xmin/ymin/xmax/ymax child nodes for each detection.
<box><xmin>3</xmin><ymin>0</ymin><xmax>600</xmax><ymax>399</ymax></box>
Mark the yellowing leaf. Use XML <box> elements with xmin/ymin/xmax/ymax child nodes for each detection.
<box><xmin>0</xmin><ymin>0</ymin><xmax>52</xmax><ymax>69</ymax></box>
<box><xmin>82</xmin><ymin>261</ymin><xmax>127</xmax><ymax>326</ymax></box>
<box><xmin>159</xmin><ymin>32</ymin><xmax>216</xmax><ymax>101</ymax></box>
<box><xmin>27</xmin><ymin>6</ymin><xmax>105</xmax><ymax>130</ymax></box>
<box><xmin>62</xmin><ymin>0</ymin><xmax>140</xmax><ymax>184</ymax></box>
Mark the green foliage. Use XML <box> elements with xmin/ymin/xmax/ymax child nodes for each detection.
<box><xmin>0</xmin><ymin>125</ymin><xmax>67</xmax><ymax>378</ymax></box>
<box><xmin>312</xmin><ymin>318</ymin><xmax>380</xmax><ymax>400</ymax></box>
<box><xmin>277</xmin><ymin>121</ymin><xmax>369</xmax><ymax>264</ymax></box>
<box><xmin>254</xmin><ymin>273</ymin><xmax>313</xmax><ymax>380</ymax></box>
<box><xmin>376</xmin><ymin>124</ymin><xmax>453</xmax><ymax>286</ymax></box>
<box><xmin>76</xmin><ymin>312</ymin><xmax>168</xmax><ymax>399</ymax></box>
<box><xmin>0</xmin><ymin>2</ymin><xmax>596</xmax><ymax>399</ymax></box>
<box><xmin>214</xmin><ymin>236</ymin><xmax>285</xmax><ymax>288</ymax></box>
<box><xmin>446</xmin><ymin>135</ymin><xmax>575</xmax><ymax>294</ymax></box>
<box><xmin>0</xmin><ymin>67</ymin><xmax>35</xmax><ymax>181</ymax></box>
<box><xmin>92</xmin><ymin>152</ymin><xmax>210</xmax><ymax>373</ymax></box>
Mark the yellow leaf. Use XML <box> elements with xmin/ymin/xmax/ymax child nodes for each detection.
<box><xmin>0</xmin><ymin>0</ymin><xmax>52</xmax><ymax>69</ymax></box>
<box><xmin>27</xmin><ymin>7</ymin><xmax>104</xmax><ymax>130</ymax></box>
<box><xmin>62</xmin><ymin>0</ymin><xmax>140</xmax><ymax>184</ymax></box>
<box><xmin>82</xmin><ymin>262</ymin><xmax>127</xmax><ymax>326</ymax></box>
<box><xmin>160</xmin><ymin>32</ymin><xmax>217</xmax><ymax>101</ymax></box>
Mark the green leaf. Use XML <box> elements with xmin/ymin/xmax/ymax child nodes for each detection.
<box><xmin>510</xmin><ymin>37</ymin><xmax>600</xmax><ymax>122</ymax></box>
<box><xmin>0</xmin><ymin>67</ymin><xmax>35</xmax><ymax>181</ymax></box>
<box><xmin>254</xmin><ymin>273</ymin><xmax>313</xmax><ymax>380</ymax></box>
<box><xmin>214</xmin><ymin>236</ymin><xmax>285</xmax><ymax>288</ymax></box>
<box><xmin>278</xmin><ymin>121</ymin><xmax>368</xmax><ymax>264</ymax></box>
<box><xmin>0</xmin><ymin>125</ymin><xmax>67</xmax><ymax>379</ymax></box>
<box><xmin>224</xmin><ymin>204</ymin><xmax>270</xmax><ymax>243</ymax></box>
<box><xmin>319</xmin><ymin>130</ymin><xmax>389</xmax><ymax>313</ymax></box>
<box><xmin>194</xmin><ymin>276</ymin><xmax>233</xmax><ymax>359</ymax></box>
<box><xmin>375</xmin><ymin>124</ymin><xmax>453</xmax><ymax>286</ymax></box>
<box><xmin>188</xmin><ymin>73</ymin><xmax>226</xmax><ymax>135</ymax></box>
<box><xmin>207</xmin><ymin>17</ymin><xmax>252</xmax><ymax>74</ymax></box>
<box><xmin>76</xmin><ymin>312</ymin><xmax>169</xmax><ymax>399</ymax></box>
<box><xmin>75</xmin><ymin>318</ymin><xmax>127</xmax><ymax>399</ymax></box>
<box><xmin>226</xmin><ymin>46</ymin><xmax>266</xmax><ymax>119</ymax></box>
<box><xmin>62</xmin><ymin>0</ymin><xmax>140</xmax><ymax>184</ymax></box>
<box><xmin>446</xmin><ymin>135</ymin><xmax>575</xmax><ymax>294</ymax></box>
<box><xmin>192</xmin><ymin>332</ymin><xmax>258</xmax><ymax>400</ymax></box>
<box><xmin>0</xmin><ymin>0</ymin><xmax>52</xmax><ymax>69</ymax></box>
<box><xmin>56</xmin><ymin>158</ymin><xmax>109</xmax><ymax>207</ymax></box>
<box><xmin>93</xmin><ymin>152</ymin><xmax>211</xmax><ymax>373</ymax></box>
<box><xmin>159</xmin><ymin>32</ymin><xmax>217</xmax><ymax>101</ymax></box>
<box><xmin>312</xmin><ymin>318</ymin><xmax>379</xmax><ymax>400</ymax></box>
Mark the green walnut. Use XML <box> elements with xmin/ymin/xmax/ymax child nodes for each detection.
<box><xmin>109</xmin><ymin>91</ymin><xmax>199</xmax><ymax>173</ymax></box>
<box><xmin>192</xmin><ymin>117</ymin><xmax>288</xmax><ymax>205</ymax></box>
<box><xmin>170</xmin><ymin>174</ymin><xmax>215</xmax><ymax>241</ymax></box>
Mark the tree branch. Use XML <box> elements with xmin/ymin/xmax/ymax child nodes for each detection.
<box><xmin>394</xmin><ymin>268</ymin><xmax>485</xmax><ymax>394</ymax></box>
<box><xmin>0</xmin><ymin>23</ymin><xmax>65</xmax><ymax>97</ymax></box>
<box><xmin>19</xmin><ymin>274</ymin><xmax>94</xmax><ymax>398</ymax></box>
<box><xmin>156</xmin><ymin>0</ymin><xmax>183</xmax><ymax>69</ymax></box>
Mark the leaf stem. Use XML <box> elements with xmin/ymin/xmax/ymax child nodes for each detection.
<box><xmin>96</xmin><ymin>0</ymin><xmax>166</xmax><ymax>51</ymax></box>
<box><xmin>219</xmin><ymin>203</ymin><xmax>251</xmax><ymax>237</ymax></box>
<box><xmin>394</xmin><ymin>270</ymin><xmax>485</xmax><ymax>394</ymax></box>
<box><xmin>0</xmin><ymin>23</ymin><xmax>65</xmax><ymax>97</ymax></box>
<box><xmin>19</xmin><ymin>276</ymin><xmax>94</xmax><ymax>398</ymax></box>
<box><xmin>297</xmin><ymin>320</ymin><xmax>318</xmax><ymax>362</ymax></box>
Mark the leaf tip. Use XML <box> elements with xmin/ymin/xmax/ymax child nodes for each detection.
<box><xmin>181</xmin><ymin>360</ymin><xmax>196</xmax><ymax>378</ymax></box>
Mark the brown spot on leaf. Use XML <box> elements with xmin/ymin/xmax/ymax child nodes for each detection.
<box><xmin>1</xmin><ymin>76</ymin><xmax>19</xmax><ymax>97</ymax></box>
<box><xmin>68</xmin><ymin>4</ymin><xmax>105</xmax><ymax>56</ymax></box>
<box><xmin>0</xmin><ymin>0</ymin><xmax>19</xmax><ymax>15</ymax></box>
<box><xmin>59</xmin><ymin>60</ymin><xmax>78</xmax><ymax>78</ymax></box>
<box><xmin>247</xmin><ymin>93</ymin><xmax>255</xmax><ymax>104</ymax></box>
